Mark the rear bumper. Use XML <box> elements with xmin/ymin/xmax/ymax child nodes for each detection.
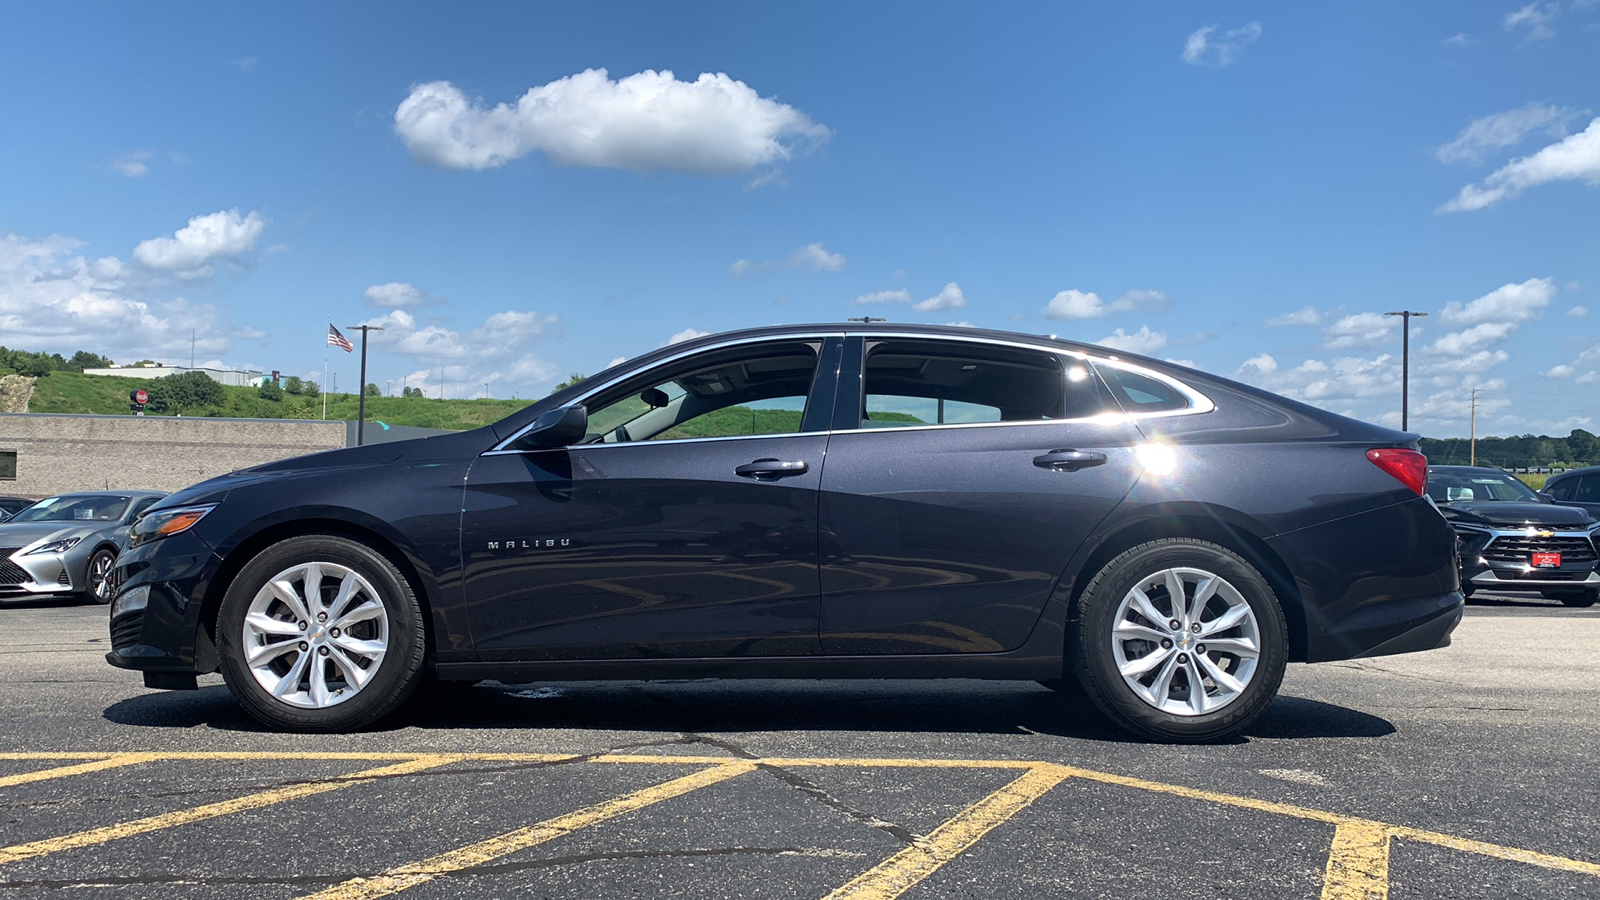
<box><xmin>1267</xmin><ymin>495</ymin><xmax>1464</xmax><ymax>663</ymax></box>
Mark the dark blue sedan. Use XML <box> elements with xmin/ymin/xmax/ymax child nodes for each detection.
<box><xmin>107</xmin><ymin>323</ymin><xmax>1462</xmax><ymax>742</ymax></box>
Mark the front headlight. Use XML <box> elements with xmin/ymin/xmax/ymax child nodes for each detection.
<box><xmin>24</xmin><ymin>537</ymin><xmax>80</xmax><ymax>555</ymax></box>
<box><xmin>129</xmin><ymin>504</ymin><xmax>217</xmax><ymax>548</ymax></box>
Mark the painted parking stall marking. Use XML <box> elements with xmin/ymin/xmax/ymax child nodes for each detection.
<box><xmin>0</xmin><ymin>752</ymin><xmax>1595</xmax><ymax>897</ymax></box>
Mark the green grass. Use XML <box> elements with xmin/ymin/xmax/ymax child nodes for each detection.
<box><xmin>24</xmin><ymin>371</ymin><xmax>533</xmax><ymax>430</ymax></box>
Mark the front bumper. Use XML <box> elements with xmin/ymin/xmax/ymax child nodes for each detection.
<box><xmin>103</xmin><ymin>532</ymin><xmax>222</xmax><ymax>682</ymax></box>
<box><xmin>0</xmin><ymin>547</ymin><xmax>79</xmax><ymax>599</ymax></box>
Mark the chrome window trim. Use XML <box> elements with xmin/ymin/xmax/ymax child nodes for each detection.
<box><xmin>487</xmin><ymin>328</ymin><xmax>1214</xmax><ymax>454</ymax></box>
<box><xmin>482</xmin><ymin>429</ymin><xmax>828</xmax><ymax>455</ymax></box>
<box><xmin>489</xmin><ymin>331</ymin><xmax>844</xmax><ymax>453</ymax></box>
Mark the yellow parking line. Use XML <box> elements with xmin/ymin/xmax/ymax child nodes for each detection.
<box><xmin>1322</xmin><ymin>822</ymin><xmax>1391</xmax><ymax>900</ymax></box>
<box><xmin>0</xmin><ymin>753</ymin><xmax>157</xmax><ymax>788</ymax></box>
<box><xmin>299</xmin><ymin>762</ymin><xmax>757</xmax><ymax>900</ymax></box>
<box><xmin>824</xmin><ymin>764</ymin><xmax>1071</xmax><ymax>900</ymax></box>
<box><xmin>0</xmin><ymin>754</ymin><xmax>457</xmax><ymax>866</ymax></box>
<box><xmin>1388</xmin><ymin>825</ymin><xmax>1600</xmax><ymax>879</ymax></box>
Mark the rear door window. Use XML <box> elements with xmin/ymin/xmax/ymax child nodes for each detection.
<box><xmin>858</xmin><ymin>340</ymin><xmax>1112</xmax><ymax>428</ymax></box>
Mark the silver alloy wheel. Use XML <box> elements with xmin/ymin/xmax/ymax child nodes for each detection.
<box><xmin>1110</xmin><ymin>566</ymin><xmax>1261</xmax><ymax>716</ymax></box>
<box><xmin>89</xmin><ymin>551</ymin><xmax>116</xmax><ymax>602</ymax></box>
<box><xmin>241</xmin><ymin>561</ymin><xmax>390</xmax><ymax>709</ymax></box>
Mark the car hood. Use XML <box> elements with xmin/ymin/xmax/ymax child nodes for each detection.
<box><xmin>1438</xmin><ymin>501</ymin><xmax>1596</xmax><ymax>529</ymax></box>
<box><xmin>0</xmin><ymin>521</ymin><xmax>102</xmax><ymax>549</ymax></box>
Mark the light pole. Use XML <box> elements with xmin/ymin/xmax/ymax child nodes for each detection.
<box><xmin>1385</xmin><ymin>311</ymin><xmax>1427</xmax><ymax>431</ymax></box>
<box><xmin>346</xmin><ymin>325</ymin><xmax>384</xmax><ymax>445</ymax></box>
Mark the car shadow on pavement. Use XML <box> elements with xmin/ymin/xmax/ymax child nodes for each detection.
<box><xmin>103</xmin><ymin>681</ymin><xmax>1394</xmax><ymax>744</ymax></box>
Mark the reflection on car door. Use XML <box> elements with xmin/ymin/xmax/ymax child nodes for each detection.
<box><xmin>460</xmin><ymin>338</ymin><xmax>839</xmax><ymax>661</ymax></box>
<box><xmin>817</xmin><ymin>337</ymin><xmax>1144</xmax><ymax>655</ymax></box>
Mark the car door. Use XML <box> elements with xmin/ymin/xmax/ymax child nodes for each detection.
<box><xmin>460</xmin><ymin>337</ymin><xmax>841</xmax><ymax>661</ymax></box>
<box><xmin>817</xmin><ymin>335</ymin><xmax>1145</xmax><ymax>655</ymax></box>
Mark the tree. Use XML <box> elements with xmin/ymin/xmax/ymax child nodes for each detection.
<box><xmin>365</xmin><ymin>383</ymin><xmax>381</xmax><ymax>396</ymax></box>
<box><xmin>282</xmin><ymin>375</ymin><xmax>304</xmax><ymax>395</ymax></box>
<box><xmin>142</xmin><ymin>370</ymin><xmax>225</xmax><ymax>413</ymax></box>
<box><xmin>402</xmin><ymin>386</ymin><xmax>424</xmax><ymax>398</ymax></box>
<box><xmin>65</xmin><ymin>351</ymin><xmax>114</xmax><ymax>372</ymax></box>
<box><xmin>258</xmin><ymin>380</ymin><xmax>283</xmax><ymax>401</ymax></box>
<box><xmin>550</xmin><ymin>372</ymin><xmax>587</xmax><ymax>394</ymax></box>
<box><xmin>302</xmin><ymin>380</ymin><xmax>320</xmax><ymax>398</ymax></box>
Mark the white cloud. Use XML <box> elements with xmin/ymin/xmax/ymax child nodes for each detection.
<box><xmin>394</xmin><ymin>69</ymin><xmax>830</xmax><ymax>177</ymax></box>
<box><xmin>1578</xmin><ymin>371</ymin><xmax>1599</xmax><ymax>384</ymax></box>
<box><xmin>728</xmin><ymin>259</ymin><xmax>757</xmax><ymax>277</ymax></box>
<box><xmin>1547</xmin><ymin>364</ymin><xmax>1577</xmax><ymax>377</ymax></box>
<box><xmin>1417</xmin><ymin>349</ymin><xmax>1510</xmax><ymax>375</ymax></box>
<box><xmin>1181</xmin><ymin>22</ymin><xmax>1263</xmax><ymax>67</ymax></box>
<box><xmin>1323</xmin><ymin>312</ymin><xmax>1399</xmax><ymax>349</ymax></box>
<box><xmin>1439</xmin><ymin>117</ymin><xmax>1600</xmax><ymax>212</ymax></box>
<box><xmin>1441</xmin><ymin>33</ymin><xmax>1474</xmax><ymax>48</ymax></box>
<box><xmin>1266</xmin><ymin>305</ymin><xmax>1324</xmax><ymax>327</ymax></box>
<box><xmin>0</xmin><ymin>232</ymin><xmax>232</xmax><ymax>364</ymax></box>
<box><xmin>1438</xmin><ymin>277</ymin><xmax>1555</xmax><ymax>324</ymax></box>
<box><xmin>355</xmin><ymin>307</ymin><xmax>561</xmax><ymax>396</ymax></box>
<box><xmin>1436</xmin><ymin>103</ymin><xmax>1585</xmax><ymax>164</ymax></box>
<box><xmin>913</xmin><ymin>283</ymin><xmax>967</xmax><ymax>312</ymax></box>
<box><xmin>666</xmin><ymin>328</ymin><xmax>710</xmax><ymax>345</ymax></box>
<box><xmin>363</xmin><ymin>282</ymin><xmax>441</xmax><ymax>308</ymax></box>
<box><xmin>1505</xmin><ymin>2</ymin><xmax>1558</xmax><ymax>41</ymax></box>
<box><xmin>1428</xmin><ymin>322</ymin><xmax>1515</xmax><ymax>355</ymax></box>
<box><xmin>852</xmin><ymin>289</ymin><xmax>911</xmax><ymax>305</ymax></box>
<box><xmin>787</xmin><ymin>243</ymin><xmax>845</xmax><ymax>273</ymax></box>
<box><xmin>1239</xmin><ymin>353</ymin><xmax>1277</xmax><ymax>375</ymax></box>
<box><xmin>132</xmin><ymin>209</ymin><xmax>267</xmax><ymax>274</ymax></box>
<box><xmin>1569</xmin><ymin>305</ymin><xmax>1589</xmax><ymax>318</ymax></box>
<box><xmin>1041</xmin><ymin>288</ymin><xmax>1168</xmax><ymax>320</ymax></box>
<box><xmin>110</xmin><ymin>151</ymin><xmax>153</xmax><ymax>178</ymax></box>
<box><xmin>232</xmin><ymin>56</ymin><xmax>258</xmax><ymax>70</ymax></box>
<box><xmin>1096</xmin><ymin>325</ymin><xmax>1168</xmax><ymax>355</ymax></box>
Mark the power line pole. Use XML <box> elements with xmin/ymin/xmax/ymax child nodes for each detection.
<box><xmin>345</xmin><ymin>325</ymin><xmax>384</xmax><ymax>445</ymax></box>
<box><xmin>1385</xmin><ymin>310</ymin><xmax>1428</xmax><ymax>430</ymax></box>
<box><xmin>1470</xmin><ymin>388</ymin><xmax>1478</xmax><ymax>466</ymax></box>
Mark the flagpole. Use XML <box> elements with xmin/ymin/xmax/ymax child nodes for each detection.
<box><xmin>322</xmin><ymin>321</ymin><xmax>329</xmax><ymax>420</ymax></box>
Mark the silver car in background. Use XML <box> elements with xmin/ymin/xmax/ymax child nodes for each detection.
<box><xmin>0</xmin><ymin>491</ymin><xmax>166</xmax><ymax>604</ymax></box>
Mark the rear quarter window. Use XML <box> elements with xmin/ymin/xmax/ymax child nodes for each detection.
<box><xmin>1092</xmin><ymin>364</ymin><xmax>1192</xmax><ymax>414</ymax></box>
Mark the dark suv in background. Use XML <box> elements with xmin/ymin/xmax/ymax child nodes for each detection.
<box><xmin>1429</xmin><ymin>466</ymin><xmax>1600</xmax><ymax>607</ymax></box>
<box><xmin>1541</xmin><ymin>465</ymin><xmax>1600</xmax><ymax>520</ymax></box>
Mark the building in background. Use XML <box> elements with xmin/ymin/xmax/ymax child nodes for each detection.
<box><xmin>81</xmin><ymin>365</ymin><xmax>266</xmax><ymax>387</ymax></box>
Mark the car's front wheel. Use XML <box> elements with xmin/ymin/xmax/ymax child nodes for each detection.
<box><xmin>217</xmin><ymin>535</ymin><xmax>427</xmax><ymax>731</ymax></box>
<box><xmin>1542</xmin><ymin>588</ymin><xmax>1599</xmax><ymax>608</ymax></box>
<box><xmin>1072</xmin><ymin>538</ymin><xmax>1288</xmax><ymax>743</ymax></box>
<box><xmin>83</xmin><ymin>547</ymin><xmax>117</xmax><ymax>604</ymax></box>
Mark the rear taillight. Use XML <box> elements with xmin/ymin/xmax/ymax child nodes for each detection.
<box><xmin>1367</xmin><ymin>448</ymin><xmax>1427</xmax><ymax>496</ymax></box>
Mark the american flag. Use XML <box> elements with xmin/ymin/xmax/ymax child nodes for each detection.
<box><xmin>328</xmin><ymin>325</ymin><xmax>354</xmax><ymax>352</ymax></box>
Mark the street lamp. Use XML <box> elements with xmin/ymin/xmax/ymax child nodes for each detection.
<box><xmin>345</xmin><ymin>325</ymin><xmax>384</xmax><ymax>445</ymax></box>
<box><xmin>1384</xmin><ymin>311</ymin><xmax>1427</xmax><ymax>431</ymax></box>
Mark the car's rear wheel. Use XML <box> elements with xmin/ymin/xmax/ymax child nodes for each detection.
<box><xmin>217</xmin><ymin>535</ymin><xmax>426</xmax><ymax>731</ymax></box>
<box><xmin>1542</xmin><ymin>588</ymin><xmax>1599</xmax><ymax>608</ymax></box>
<box><xmin>83</xmin><ymin>547</ymin><xmax>117</xmax><ymax>604</ymax></box>
<box><xmin>1072</xmin><ymin>538</ymin><xmax>1288</xmax><ymax>743</ymax></box>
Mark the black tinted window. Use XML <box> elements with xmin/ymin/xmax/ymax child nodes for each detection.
<box><xmin>1577</xmin><ymin>475</ymin><xmax>1600</xmax><ymax>503</ymax></box>
<box><xmin>1093</xmin><ymin>364</ymin><xmax>1191</xmax><ymax>413</ymax></box>
<box><xmin>860</xmin><ymin>340</ymin><xmax>1110</xmax><ymax>427</ymax></box>
<box><xmin>1545</xmin><ymin>477</ymin><xmax>1575</xmax><ymax>501</ymax></box>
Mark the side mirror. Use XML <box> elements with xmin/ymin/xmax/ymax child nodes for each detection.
<box><xmin>515</xmin><ymin>405</ymin><xmax>588</xmax><ymax>450</ymax></box>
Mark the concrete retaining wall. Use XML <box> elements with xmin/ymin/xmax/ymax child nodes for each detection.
<box><xmin>0</xmin><ymin>413</ymin><xmax>345</xmax><ymax>498</ymax></box>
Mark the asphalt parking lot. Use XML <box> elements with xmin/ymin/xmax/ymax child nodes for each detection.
<box><xmin>1</xmin><ymin>593</ymin><xmax>1597</xmax><ymax>899</ymax></box>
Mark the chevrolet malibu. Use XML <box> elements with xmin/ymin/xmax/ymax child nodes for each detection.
<box><xmin>107</xmin><ymin>324</ymin><xmax>1462</xmax><ymax>742</ymax></box>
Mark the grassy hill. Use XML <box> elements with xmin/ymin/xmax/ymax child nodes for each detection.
<box><xmin>24</xmin><ymin>371</ymin><xmax>530</xmax><ymax>430</ymax></box>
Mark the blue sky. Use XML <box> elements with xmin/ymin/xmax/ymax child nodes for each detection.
<box><xmin>2</xmin><ymin>2</ymin><xmax>1597</xmax><ymax>437</ymax></box>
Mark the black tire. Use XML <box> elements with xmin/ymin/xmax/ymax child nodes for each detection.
<box><xmin>1551</xmin><ymin>589</ymin><xmax>1599</xmax><ymax>608</ymax></box>
<box><xmin>217</xmin><ymin>535</ymin><xmax>427</xmax><ymax>732</ymax></box>
<box><xmin>1071</xmin><ymin>538</ymin><xmax>1288</xmax><ymax>743</ymax></box>
<box><xmin>83</xmin><ymin>547</ymin><xmax>118</xmax><ymax>605</ymax></box>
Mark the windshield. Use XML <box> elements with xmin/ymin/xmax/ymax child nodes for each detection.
<box><xmin>9</xmin><ymin>495</ymin><xmax>131</xmax><ymax>523</ymax></box>
<box><xmin>1426</xmin><ymin>471</ymin><xmax>1541</xmax><ymax>504</ymax></box>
